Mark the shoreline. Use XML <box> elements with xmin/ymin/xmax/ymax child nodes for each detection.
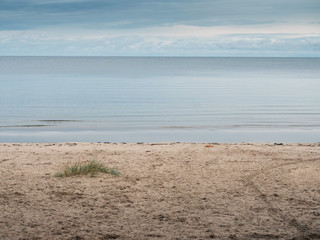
<box><xmin>1</xmin><ymin>141</ymin><xmax>320</xmax><ymax>145</ymax></box>
<box><xmin>2</xmin><ymin>127</ymin><xmax>320</xmax><ymax>143</ymax></box>
<box><xmin>1</xmin><ymin>142</ymin><xmax>320</xmax><ymax>239</ymax></box>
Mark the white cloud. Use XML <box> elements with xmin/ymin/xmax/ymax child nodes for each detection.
<box><xmin>0</xmin><ymin>24</ymin><xmax>319</xmax><ymax>56</ymax></box>
<box><xmin>3</xmin><ymin>22</ymin><xmax>319</xmax><ymax>40</ymax></box>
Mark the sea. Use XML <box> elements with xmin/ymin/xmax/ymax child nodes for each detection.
<box><xmin>0</xmin><ymin>57</ymin><xmax>319</xmax><ymax>143</ymax></box>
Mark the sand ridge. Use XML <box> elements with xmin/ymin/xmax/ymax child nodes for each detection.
<box><xmin>0</xmin><ymin>142</ymin><xmax>320</xmax><ymax>240</ymax></box>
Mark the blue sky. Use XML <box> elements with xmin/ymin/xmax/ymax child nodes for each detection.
<box><xmin>0</xmin><ymin>0</ymin><xmax>319</xmax><ymax>56</ymax></box>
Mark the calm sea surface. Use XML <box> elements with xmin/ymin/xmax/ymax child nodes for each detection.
<box><xmin>0</xmin><ymin>57</ymin><xmax>319</xmax><ymax>143</ymax></box>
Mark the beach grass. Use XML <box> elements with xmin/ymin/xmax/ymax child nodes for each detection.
<box><xmin>55</xmin><ymin>160</ymin><xmax>120</xmax><ymax>177</ymax></box>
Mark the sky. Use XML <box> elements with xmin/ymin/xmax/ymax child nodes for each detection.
<box><xmin>0</xmin><ymin>0</ymin><xmax>319</xmax><ymax>56</ymax></box>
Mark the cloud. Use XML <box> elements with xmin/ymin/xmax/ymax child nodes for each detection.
<box><xmin>1</xmin><ymin>25</ymin><xmax>319</xmax><ymax>56</ymax></box>
<box><xmin>1</xmin><ymin>0</ymin><xmax>320</xmax><ymax>30</ymax></box>
<box><xmin>0</xmin><ymin>0</ymin><xmax>319</xmax><ymax>56</ymax></box>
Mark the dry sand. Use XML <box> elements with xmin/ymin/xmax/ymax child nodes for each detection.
<box><xmin>0</xmin><ymin>142</ymin><xmax>320</xmax><ymax>240</ymax></box>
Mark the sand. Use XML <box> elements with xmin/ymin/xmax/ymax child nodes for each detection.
<box><xmin>0</xmin><ymin>142</ymin><xmax>320</xmax><ymax>240</ymax></box>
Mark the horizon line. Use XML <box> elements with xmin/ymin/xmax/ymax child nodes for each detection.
<box><xmin>1</xmin><ymin>56</ymin><xmax>320</xmax><ymax>58</ymax></box>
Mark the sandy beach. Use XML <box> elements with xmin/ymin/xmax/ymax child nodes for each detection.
<box><xmin>0</xmin><ymin>142</ymin><xmax>320</xmax><ymax>240</ymax></box>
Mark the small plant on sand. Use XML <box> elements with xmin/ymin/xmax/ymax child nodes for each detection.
<box><xmin>55</xmin><ymin>160</ymin><xmax>120</xmax><ymax>177</ymax></box>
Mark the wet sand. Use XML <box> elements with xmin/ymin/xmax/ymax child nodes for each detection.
<box><xmin>1</xmin><ymin>142</ymin><xmax>320</xmax><ymax>240</ymax></box>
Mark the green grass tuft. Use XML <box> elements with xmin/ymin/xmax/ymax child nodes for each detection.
<box><xmin>55</xmin><ymin>160</ymin><xmax>120</xmax><ymax>177</ymax></box>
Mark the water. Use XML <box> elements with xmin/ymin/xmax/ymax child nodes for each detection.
<box><xmin>0</xmin><ymin>57</ymin><xmax>320</xmax><ymax>143</ymax></box>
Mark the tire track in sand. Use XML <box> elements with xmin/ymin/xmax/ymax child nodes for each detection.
<box><xmin>244</xmin><ymin>157</ymin><xmax>320</xmax><ymax>239</ymax></box>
